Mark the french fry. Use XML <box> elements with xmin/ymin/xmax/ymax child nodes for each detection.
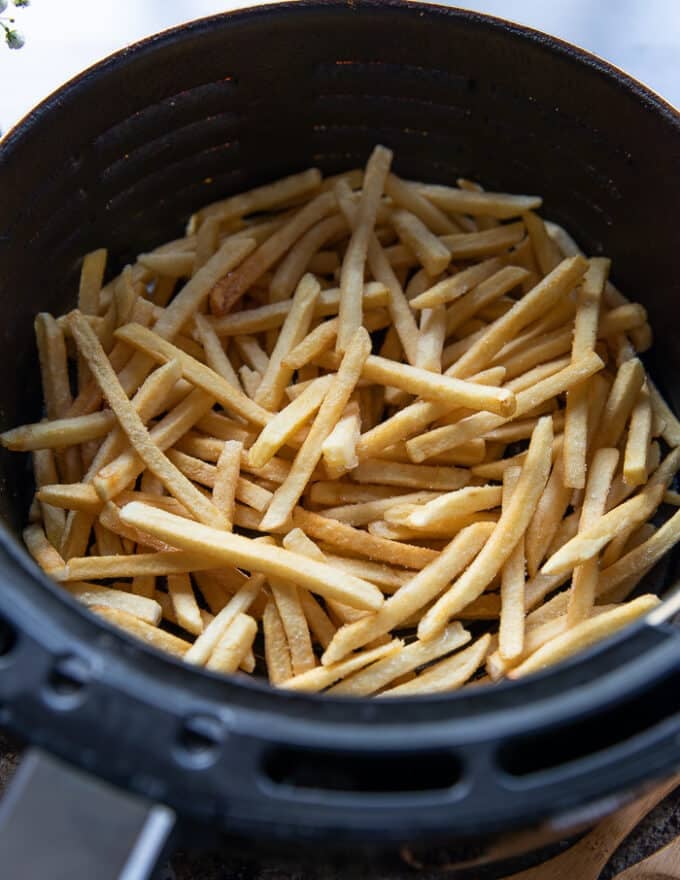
<box><xmin>316</xmin><ymin>350</ymin><xmax>516</xmax><ymax>416</ymax></box>
<box><xmin>167</xmin><ymin>572</ymin><xmax>203</xmax><ymax>636</ymax></box>
<box><xmin>255</xmin><ymin>274</ymin><xmax>320</xmax><ymax>410</ymax></box>
<box><xmin>213</xmin><ymin>440</ymin><xmax>243</xmax><ymax>528</ymax></box>
<box><xmin>647</xmin><ymin>377</ymin><xmax>680</xmax><ymax>447</ymax></box>
<box><xmin>185</xmin><ymin>573</ymin><xmax>265</xmax><ymax>665</ymax></box>
<box><xmin>65</xmin><ymin>582</ymin><xmax>161</xmax><ymax>625</ymax></box>
<box><xmin>31</xmin><ymin>449</ymin><xmax>66</xmax><ymax>548</ymax></box>
<box><xmin>210</xmin><ymin>190</ymin><xmax>336</xmax><ymax>316</ymax></box>
<box><xmin>321</xmin><ymin>491</ymin><xmax>441</xmax><ymax>527</ymax></box>
<box><xmin>447</xmin><ymin>256</ymin><xmax>588</xmax><ymax>379</ymax></box>
<box><xmin>385</xmin><ymin>173</ymin><xmax>459</xmax><ymax>235</ymax></box>
<box><xmin>120</xmin><ymin>501</ymin><xmax>383</xmax><ymax>611</ymax></box>
<box><xmin>270</xmin><ymin>214</ymin><xmax>347</xmax><ymax>302</ymax></box>
<box><xmin>624</xmin><ymin>384</ymin><xmax>653</xmax><ymax>488</ymax></box>
<box><xmin>336</xmin><ymin>145</ymin><xmax>392</xmax><ymax>351</ymax></box>
<box><xmin>407</xmin><ymin>350</ymin><xmax>602</xmax><ymax>460</ymax></box>
<box><xmin>416</xmin><ymin>306</ymin><xmax>447</xmax><ymax>373</ymax></box>
<box><xmin>69</xmin><ymin>312</ymin><xmax>227</xmax><ymax>528</ymax></box>
<box><xmin>321</xmin><ymin>521</ymin><xmax>494</xmax><ymax>665</ymax></box>
<box><xmin>524</xmin><ymin>454</ymin><xmax>572</xmax><ymax>578</ymax></box>
<box><xmin>115</xmin><ymin>322</ymin><xmax>270</xmax><ymax>427</ymax></box>
<box><xmin>292</xmin><ymin>507</ymin><xmax>437</xmax><ymax>568</ymax></box>
<box><xmin>248</xmin><ymin>375</ymin><xmax>333</xmax><ymax>468</ymax></box>
<box><xmin>321</xmin><ymin>400</ymin><xmax>361</xmax><ymax>479</ymax></box>
<box><xmin>567</xmin><ymin>447</ymin><xmax>620</xmax><ymax>626</ymax></box>
<box><xmin>328</xmin><ymin>623</ymin><xmax>470</xmax><ymax>696</ymax></box>
<box><xmin>597</xmin><ymin>507</ymin><xmax>680</xmax><ymax>597</ymax></box>
<box><xmin>591</xmin><ymin>357</ymin><xmax>645</xmax><ymax>451</ymax></box>
<box><xmin>415</xmin><ymin>183</ymin><xmax>541</xmax><ymax>218</ymax></box>
<box><xmin>508</xmin><ymin>595</ymin><xmax>660</xmax><ymax>678</ymax></box>
<box><xmin>446</xmin><ymin>266</ymin><xmax>530</xmax><ymax>337</ymax></box>
<box><xmin>410</xmin><ymin>258</ymin><xmax>503</xmax><ymax>310</ymax></box>
<box><xmin>281</xmin><ymin>639</ymin><xmax>402</xmax><ymax>692</ymax></box>
<box><xmin>524</xmin><ymin>211</ymin><xmax>562</xmax><ymax>274</ymax></box>
<box><xmin>210</xmin><ymin>282</ymin><xmax>388</xmax><ymax>337</ymax></box>
<box><xmin>499</xmin><ymin>467</ymin><xmax>526</xmax><ymax>661</ymax></box>
<box><xmin>269</xmin><ymin>577</ymin><xmax>316</xmax><ymax>674</ymax></box>
<box><xmin>381</xmin><ymin>634</ymin><xmax>491</xmax><ymax>696</ymax></box>
<box><xmin>260</xmin><ymin>327</ymin><xmax>371</xmax><ymax>530</ymax></box>
<box><xmin>23</xmin><ymin>523</ymin><xmax>66</xmax><ymax>574</ymax></box>
<box><xmin>418</xmin><ymin>417</ymin><xmax>553</xmax><ymax>639</ymax></box>
<box><xmin>563</xmin><ymin>259</ymin><xmax>608</xmax><ymax>489</ymax></box>
<box><xmin>195</xmin><ymin>168</ymin><xmax>321</xmax><ymax>226</ymax></box>
<box><xmin>91</xmin><ymin>605</ymin><xmax>191</xmax><ymax>658</ymax></box>
<box><xmin>391</xmin><ymin>208</ymin><xmax>452</xmax><ymax>276</ymax></box>
<box><xmin>401</xmin><ymin>485</ymin><xmax>502</xmax><ymax>529</ymax></box>
<box><xmin>263</xmin><ymin>599</ymin><xmax>293</xmax><ymax>685</ymax></box>
<box><xmin>194</xmin><ymin>313</ymin><xmax>242</xmax><ymax>389</ymax></box>
<box><xmin>206</xmin><ymin>613</ymin><xmax>257</xmax><ymax>674</ymax></box>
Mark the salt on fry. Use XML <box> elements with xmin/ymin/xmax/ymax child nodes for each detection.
<box><xmin>591</xmin><ymin>357</ymin><xmax>645</xmax><ymax>451</ymax></box>
<box><xmin>65</xmin><ymin>581</ymin><xmax>161</xmax><ymax>625</ymax></box>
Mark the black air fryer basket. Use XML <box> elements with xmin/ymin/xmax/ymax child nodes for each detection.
<box><xmin>0</xmin><ymin>2</ymin><xmax>679</xmax><ymax>878</ymax></box>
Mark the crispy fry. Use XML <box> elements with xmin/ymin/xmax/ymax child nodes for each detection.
<box><xmin>213</xmin><ymin>440</ymin><xmax>243</xmax><ymax>528</ymax></box>
<box><xmin>206</xmin><ymin>613</ymin><xmax>258</xmax><ymax>674</ymax></box>
<box><xmin>322</xmin><ymin>521</ymin><xmax>494</xmax><ymax>664</ymax></box>
<box><xmin>65</xmin><ymin>582</ymin><xmax>161</xmax><ymax>624</ymax></box>
<box><xmin>508</xmin><ymin>595</ymin><xmax>659</xmax><ymax>678</ymax></box>
<box><xmin>260</xmin><ymin>327</ymin><xmax>371</xmax><ymax>530</ymax></box>
<box><xmin>321</xmin><ymin>400</ymin><xmax>361</xmax><ymax>479</ymax></box>
<box><xmin>416</xmin><ymin>184</ymin><xmax>541</xmax><ymax>218</ymax></box>
<box><xmin>418</xmin><ymin>417</ymin><xmax>553</xmax><ymax>639</ymax></box>
<box><xmin>336</xmin><ymin>145</ymin><xmax>392</xmax><ymax>351</ymax></box>
<box><xmin>270</xmin><ymin>577</ymin><xmax>316</xmax><ymax>674</ymax></box>
<box><xmin>624</xmin><ymin>384</ymin><xmax>653</xmax><ymax>488</ymax></box>
<box><xmin>255</xmin><ymin>274</ymin><xmax>320</xmax><ymax>410</ymax></box>
<box><xmin>282</xmin><ymin>639</ymin><xmax>402</xmax><ymax>692</ymax></box>
<box><xmin>499</xmin><ymin>467</ymin><xmax>526</xmax><ymax>661</ymax></box>
<box><xmin>120</xmin><ymin>501</ymin><xmax>383</xmax><ymax>611</ymax></box>
<box><xmin>391</xmin><ymin>208</ymin><xmax>452</xmax><ymax>276</ymax></box>
<box><xmin>567</xmin><ymin>447</ymin><xmax>620</xmax><ymax>626</ymax></box>
<box><xmin>263</xmin><ymin>599</ymin><xmax>293</xmax><ymax>685</ymax></box>
<box><xmin>381</xmin><ymin>634</ymin><xmax>491</xmax><ymax>696</ymax></box>
<box><xmin>194</xmin><ymin>313</ymin><xmax>241</xmax><ymax>389</ymax></box>
<box><xmin>410</xmin><ymin>258</ymin><xmax>503</xmax><ymax>310</ymax></box>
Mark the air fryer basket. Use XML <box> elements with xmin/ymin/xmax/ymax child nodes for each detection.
<box><xmin>0</xmin><ymin>0</ymin><xmax>679</xmax><ymax>871</ymax></box>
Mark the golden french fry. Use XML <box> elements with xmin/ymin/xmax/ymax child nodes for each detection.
<box><xmin>385</xmin><ymin>173</ymin><xmax>459</xmax><ymax>235</ymax></box>
<box><xmin>24</xmin><ymin>523</ymin><xmax>66</xmax><ymax>574</ymax></box>
<box><xmin>65</xmin><ymin>581</ymin><xmax>161</xmax><ymax>625</ymax></box>
<box><xmin>321</xmin><ymin>521</ymin><xmax>494</xmax><ymax>665</ymax></box>
<box><xmin>391</xmin><ymin>208</ymin><xmax>452</xmax><ymax>276</ymax></box>
<box><xmin>260</xmin><ymin>327</ymin><xmax>371</xmax><ymax>530</ymax></box>
<box><xmin>167</xmin><ymin>572</ymin><xmax>203</xmax><ymax>636</ymax></box>
<box><xmin>591</xmin><ymin>357</ymin><xmax>645</xmax><ymax>451</ymax></box>
<box><xmin>206</xmin><ymin>613</ymin><xmax>257</xmax><ymax>674</ymax></box>
<box><xmin>410</xmin><ymin>258</ymin><xmax>503</xmax><ymax>310</ymax></box>
<box><xmin>90</xmin><ymin>605</ymin><xmax>191</xmax><ymax>658</ymax></box>
<box><xmin>281</xmin><ymin>639</ymin><xmax>402</xmax><ymax>692</ymax></box>
<box><xmin>255</xmin><ymin>274</ymin><xmax>320</xmax><ymax>410</ymax></box>
<box><xmin>329</xmin><ymin>623</ymin><xmax>470</xmax><ymax>696</ymax></box>
<box><xmin>194</xmin><ymin>313</ymin><xmax>242</xmax><ymax>390</ymax></box>
<box><xmin>415</xmin><ymin>183</ymin><xmax>541</xmax><ymax>218</ymax></box>
<box><xmin>263</xmin><ymin>599</ymin><xmax>293</xmax><ymax>685</ymax></box>
<box><xmin>270</xmin><ymin>577</ymin><xmax>316</xmax><ymax>674</ymax></box>
<box><xmin>624</xmin><ymin>384</ymin><xmax>653</xmax><ymax>488</ymax></box>
<box><xmin>418</xmin><ymin>416</ymin><xmax>553</xmax><ymax>639</ymax></box>
<box><xmin>567</xmin><ymin>447</ymin><xmax>620</xmax><ymax>626</ymax></box>
<box><xmin>508</xmin><ymin>595</ymin><xmax>660</xmax><ymax>678</ymax></box>
<box><xmin>499</xmin><ymin>467</ymin><xmax>526</xmax><ymax>662</ymax></box>
<box><xmin>403</xmin><ymin>485</ymin><xmax>502</xmax><ymax>529</ymax></box>
<box><xmin>416</xmin><ymin>305</ymin><xmax>447</xmax><ymax>373</ymax></box>
<box><xmin>213</xmin><ymin>440</ymin><xmax>243</xmax><ymax>529</ymax></box>
<box><xmin>336</xmin><ymin>145</ymin><xmax>392</xmax><ymax>351</ymax></box>
<box><xmin>120</xmin><ymin>501</ymin><xmax>383</xmax><ymax>611</ymax></box>
<box><xmin>381</xmin><ymin>634</ymin><xmax>491</xmax><ymax>696</ymax></box>
<box><xmin>321</xmin><ymin>400</ymin><xmax>361</xmax><ymax>479</ymax></box>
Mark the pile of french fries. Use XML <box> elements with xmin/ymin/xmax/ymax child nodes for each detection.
<box><xmin>3</xmin><ymin>145</ymin><xmax>679</xmax><ymax>696</ymax></box>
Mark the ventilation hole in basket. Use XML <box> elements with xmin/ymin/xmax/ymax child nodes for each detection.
<box><xmin>47</xmin><ymin>654</ymin><xmax>91</xmax><ymax>700</ymax></box>
<box><xmin>177</xmin><ymin>715</ymin><xmax>225</xmax><ymax>766</ymax></box>
<box><xmin>0</xmin><ymin>616</ymin><xmax>17</xmax><ymax>660</ymax></box>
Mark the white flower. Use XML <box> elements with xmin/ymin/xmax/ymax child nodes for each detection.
<box><xmin>6</xmin><ymin>28</ymin><xmax>24</xmax><ymax>49</ymax></box>
<box><xmin>0</xmin><ymin>0</ymin><xmax>8</xmax><ymax>13</ymax></box>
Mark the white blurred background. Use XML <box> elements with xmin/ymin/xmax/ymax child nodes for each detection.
<box><xmin>1</xmin><ymin>0</ymin><xmax>679</xmax><ymax>136</ymax></box>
